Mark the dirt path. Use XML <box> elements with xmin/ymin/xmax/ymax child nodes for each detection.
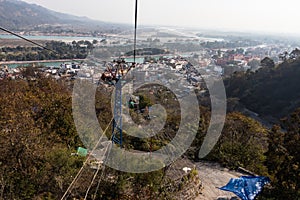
<box><xmin>195</xmin><ymin>161</ymin><xmax>245</xmax><ymax>200</ymax></box>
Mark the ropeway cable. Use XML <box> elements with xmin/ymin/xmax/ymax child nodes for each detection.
<box><xmin>60</xmin><ymin>118</ymin><xmax>113</xmax><ymax>200</ymax></box>
<box><xmin>0</xmin><ymin>26</ymin><xmax>57</xmax><ymax>54</ymax></box>
<box><xmin>133</xmin><ymin>0</ymin><xmax>138</xmax><ymax>64</ymax></box>
<box><xmin>0</xmin><ymin>26</ymin><xmax>83</xmax><ymax>65</ymax></box>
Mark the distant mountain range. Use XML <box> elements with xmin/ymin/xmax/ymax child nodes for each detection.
<box><xmin>0</xmin><ymin>0</ymin><xmax>126</xmax><ymax>31</ymax></box>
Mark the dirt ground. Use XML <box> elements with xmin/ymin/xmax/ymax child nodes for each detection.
<box><xmin>195</xmin><ymin>161</ymin><xmax>245</xmax><ymax>200</ymax></box>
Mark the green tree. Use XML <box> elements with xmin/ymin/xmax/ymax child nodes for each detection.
<box><xmin>205</xmin><ymin>112</ymin><xmax>268</xmax><ymax>174</ymax></box>
<box><xmin>92</xmin><ymin>39</ymin><xmax>98</xmax><ymax>45</ymax></box>
<box><xmin>0</xmin><ymin>73</ymin><xmax>83</xmax><ymax>199</ymax></box>
<box><xmin>261</xmin><ymin>57</ymin><xmax>275</xmax><ymax>68</ymax></box>
<box><xmin>264</xmin><ymin>109</ymin><xmax>300</xmax><ymax>199</ymax></box>
<box><xmin>248</xmin><ymin>59</ymin><xmax>260</xmax><ymax>68</ymax></box>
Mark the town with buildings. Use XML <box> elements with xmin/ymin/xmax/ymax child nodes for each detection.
<box><xmin>1</xmin><ymin>29</ymin><xmax>299</xmax><ymax>87</ymax></box>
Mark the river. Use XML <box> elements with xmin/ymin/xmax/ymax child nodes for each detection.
<box><xmin>0</xmin><ymin>34</ymin><xmax>101</xmax><ymax>42</ymax></box>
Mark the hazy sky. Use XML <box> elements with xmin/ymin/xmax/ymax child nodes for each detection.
<box><xmin>22</xmin><ymin>0</ymin><xmax>300</xmax><ymax>34</ymax></box>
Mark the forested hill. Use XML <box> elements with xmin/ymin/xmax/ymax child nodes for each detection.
<box><xmin>224</xmin><ymin>53</ymin><xmax>300</xmax><ymax>122</ymax></box>
<box><xmin>0</xmin><ymin>0</ymin><xmax>117</xmax><ymax>30</ymax></box>
<box><xmin>225</xmin><ymin>54</ymin><xmax>300</xmax><ymax>122</ymax></box>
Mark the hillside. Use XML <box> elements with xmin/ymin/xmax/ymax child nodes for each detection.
<box><xmin>0</xmin><ymin>61</ymin><xmax>299</xmax><ymax>199</ymax></box>
<box><xmin>0</xmin><ymin>0</ymin><xmax>123</xmax><ymax>31</ymax></box>
<box><xmin>225</xmin><ymin>54</ymin><xmax>300</xmax><ymax>123</ymax></box>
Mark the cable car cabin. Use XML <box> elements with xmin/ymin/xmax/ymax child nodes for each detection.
<box><xmin>128</xmin><ymin>96</ymin><xmax>139</xmax><ymax>109</ymax></box>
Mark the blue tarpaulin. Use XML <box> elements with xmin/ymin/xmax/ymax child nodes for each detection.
<box><xmin>219</xmin><ymin>176</ymin><xmax>270</xmax><ymax>200</ymax></box>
